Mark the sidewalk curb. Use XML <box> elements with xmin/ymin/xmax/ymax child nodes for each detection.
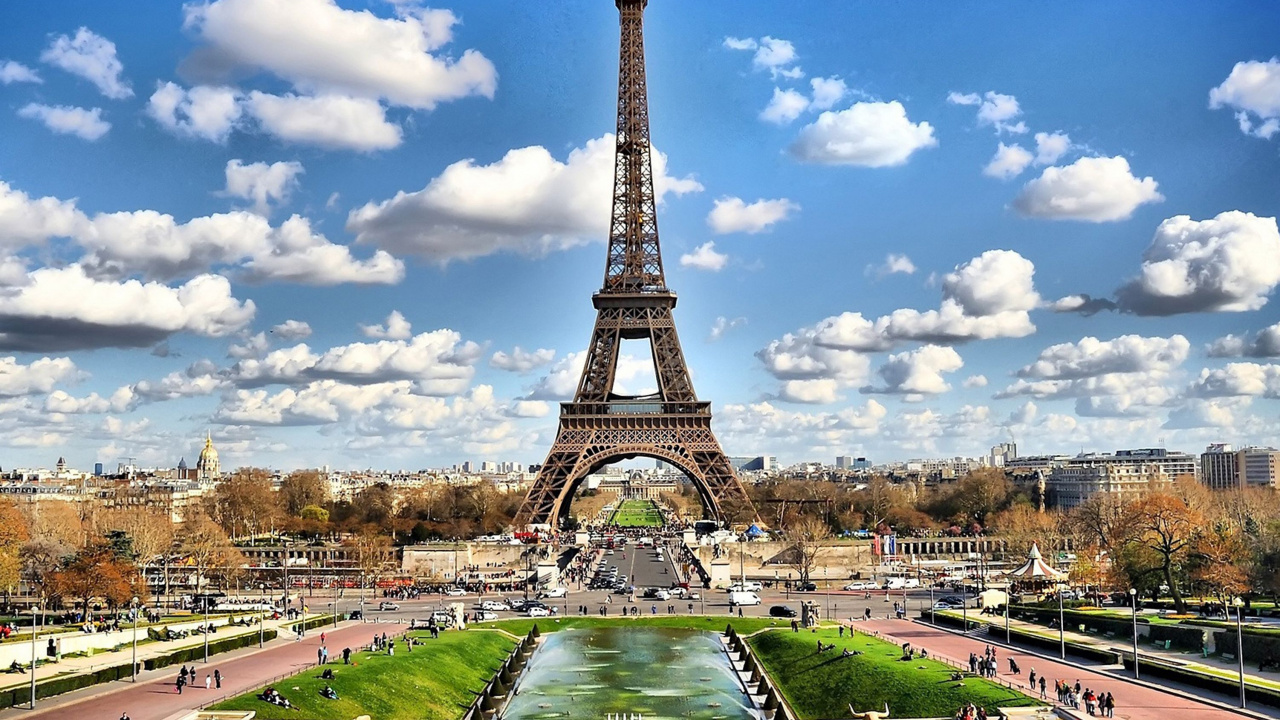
<box><xmin>909</xmin><ymin>618</ymin><xmax>1264</xmax><ymax>720</ymax></box>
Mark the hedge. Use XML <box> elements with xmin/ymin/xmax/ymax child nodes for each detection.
<box><xmin>1121</xmin><ymin>655</ymin><xmax>1280</xmax><ymax>709</ymax></box>
<box><xmin>1213</xmin><ymin>629</ymin><xmax>1280</xmax><ymax>666</ymax></box>
<box><xmin>1009</xmin><ymin>605</ymin><xmax>1205</xmax><ymax>651</ymax></box>
<box><xmin>988</xmin><ymin>625</ymin><xmax>1122</xmax><ymax>665</ymax></box>
<box><xmin>143</xmin><ymin>629</ymin><xmax>278</xmax><ymax>670</ymax></box>
<box><xmin>0</xmin><ymin>661</ymin><xmax>135</xmax><ymax>709</ymax></box>
<box><xmin>288</xmin><ymin>615</ymin><xmax>335</xmax><ymax>635</ymax></box>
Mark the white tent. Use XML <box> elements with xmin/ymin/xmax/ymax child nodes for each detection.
<box><xmin>1004</xmin><ymin>543</ymin><xmax>1066</xmax><ymax>582</ymax></box>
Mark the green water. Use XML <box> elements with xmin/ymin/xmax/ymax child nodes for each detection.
<box><xmin>502</xmin><ymin>626</ymin><xmax>758</xmax><ymax>720</ymax></box>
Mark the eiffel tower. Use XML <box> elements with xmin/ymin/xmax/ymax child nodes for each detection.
<box><xmin>515</xmin><ymin>0</ymin><xmax>758</xmax><ymax>530</ymax></box>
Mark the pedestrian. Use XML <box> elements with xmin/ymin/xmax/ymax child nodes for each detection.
<box><xmin>1038</xmin><ymin>675</ymin><xmax>1046</xmax><ymax>699</ymax></box>
<box><xmin>176</xmin><ymin>675</ymin><xmax>185</xmax><ymax>694</ymax></box>
<box><xmin>839</xmin><ymin>625</ymin><xmax>845</xmax><ymax>638</ymax></box>
<box><xmin>320</xmin><ymin>631</ymin><xmax>326</xmax><ymax>644</ymax></box>
<box><xmin>180</xmin><ymin>665</ymin><xmax>189</xmax><ymax>683</ymax></box>
<box><xmin>1028</xmin><ymin>668</ymin><xmax>1036</xmax><ymax>689</ymax></box>
<box><xmin>343</xmin><ymin>647</ymin><xmax>351</xmax><ymax>664</ymax></box>
<box><xmin>1104</xmin><ymin>692</ymin><xmax>1114</xmax><ymax>718</ymax></box>
<box><xmin>205</xmin><ymin>673</ymin><xmax>211</xmax><ymax>690</ymax></box>
<box><xmin>318</xmin><ymin>647</ymin><xmax>324</xmax><ymax>665</ymax></box>
<box><xmin>214</xmin><ymin>669</ymin><xmax>222</xmax><ymax>689</ymax></box>
<box><xmin>737</xmin><ymin>606</ymin><xmax>743</xmax><ymax>618</ymax></box>
<box><xmin>119</xmin><ymin>713</ymin><xmax>131</xmax><ymax>720</ymax></box>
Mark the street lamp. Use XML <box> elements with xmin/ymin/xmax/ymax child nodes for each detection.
<box><xmin>29</xmin><ymin>601</ymin><xmax>40</xmax><ymax>709</ymax></box>
<box><xmin>259</xmin><ymin>583</ymin><xmax>266</xmax><ymax>648</ymax></box>
<box><xmin>1058</xmin><ymin>588</ymin><xmax>1065</xmax><ymax>660</ymax></box>
<box><xmin>1004</xmin><ymin>591</ymin><xmax>1010</xmax><ymax>644</ymax></box>
<box><xmin>131</xmin><ymin>597</ymin><xmax>139</xmax><ymax>682</ymax></box>
<box><xmin>1235</xmin><ymin>597</ymin><xmax>1246</xmax><ymax>709</ymax></box>
<box><xmin>1129</xmin><ymin>588</ymin><xmax>1139</xmax><ymax>679</ymax></box>
<box><xmin>203</xmin><ymin>598</ymin><xmax>210</xmax><ymax>663</ymax></box>
<box><xmin>929</xmin><ymin>586</ymin><xmax>935</xmax><ymax>625</ymax></box>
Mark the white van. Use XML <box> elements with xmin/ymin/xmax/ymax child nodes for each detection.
<box><xmin>883</xmin><ymin>576</ymin><xmax>922</xmax><ymax>590</ymax></box>
<box><xmin>728</xmin><ymin>591</ymin><xmax>761</xmax><ymax>606</ymax></box>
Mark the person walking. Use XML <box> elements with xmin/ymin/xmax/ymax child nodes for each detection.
<box><xmin>1103</xmin><ymin>692</ymin><xmax>1114</xmax><ymax>718</ymax></box>
<box><xmin>1028</xmin><ymin>668</ymin><xmax>1036</xmax><ymax>690</ymax></box>
<box><xmin>176</xmin><ymin>674</ymin><xmax>185</xmax><ymax>694</ymax></box>
<box><xmin>214</xmin><ymin>669</ymin><xmax>222</xmax><ymax>689</ymax></box>
<box><xmin>204</xmin><ymin>673</ymin><xmax>211</xmax><ymax>690</ymax></box>
<box><xmin>1038</xmin><ymin>675</ymin><xmax>1046</xmax><ymax>699</ymax></box>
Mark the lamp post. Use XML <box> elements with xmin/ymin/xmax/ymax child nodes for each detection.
<box><xmin>1058</xmin><ymin>588</ymin><xmax>1065</xmax><ymax>660</ymax></box>
<box><xmin>1004</xmin><ymin>592</ymin><xmax>1010</xmax><ymax>644</ymax></box>
<box><xmin>1129</xmin><ymin>588</ymin><xmax>1139</xmax><ymax>679</ymax></box>
<box><xmin>203</xmin><ymin>599</ymin><xmax>210</xmax><ymax>663</ymax></box>
<box><xmin>131</xmin><ymin>596</ymin><xmax>139</xmax><ymax>682</ymax></box>
<box><xmin>29</xmin><ymin>602</ymin><xmax>39</xmax><ymax>709</ymax></box>
<box><xmin>1235</xmin><ymin>598</ymin><xmax>1246</xmax><ymax>709</ymax></box>
<box><xmin>930</xmin><ymin>586</ymin><xmax>935</xmax><ymax>625</ymax></box>
<box><xmin>259</xmin><ymin>583</ymin><xmax>266</xmax><ymax>648</ymax></box>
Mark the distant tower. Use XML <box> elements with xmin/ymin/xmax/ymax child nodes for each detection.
<box><xmin>196</xmin><ymin>432</ymin><xmax>220</xmax><ymax>483</ymax></box>
<box><xmin>55</xmin><ymin>456</ymin><xmax>67</xmax><ymax>476</ymax></box>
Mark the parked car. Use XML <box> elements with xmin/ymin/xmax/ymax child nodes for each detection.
<box><xmin>769</xmin><ymin>605</ymin><xmax>798</xmax><ymax>618</ymax></box>
<box><xmin>474</xmin><ymin>610</ymin><xmax>499</xmax><ymax>621</ymax></box>
<box><xmin>378</xmin><ymin>601</ymin><xmax>399</xmax><ymax>611</ymax></box>
<box><xmin>728</xmin><ymin>591</ymin><xmax>761</xmax><ymax>606</ymax></box>
<box><xmin>430</xmin><ymin>611</ymin><xmax>454</xmax><ymax>626</ymax></box>
<box><xmin>730</xmin><ymin>581</ymin><xmax>763</xmax><ymax>592</ymax></box>
<box><xmin>843</xmin><ymin>581</ymin><xmax>876</xmax><ymax>591</ymax></box>
<box><xmin>443</xmin><ymin>587</ymin><xmax>467</xmax><ymax>596</ymax></box>
<box><xmin>796</xmin><ymin>582</ymin><xmax>817</xmax><ymax>592</ymax></box>
<box><xmin>527</xmin><ymin>606</ymin><xmax>552</xmax><ymax>617</ymax></box>
<box><xmin>539</xmin><ymin>587</ymin><xmax>568</xmax><ymax>599</ymax></box>
<box><xmin>480</xmin><ymin>600</ymin><xmax>510</xmax><ymax>611</ymax></box>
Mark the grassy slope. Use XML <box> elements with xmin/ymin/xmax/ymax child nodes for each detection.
<box><xmin>609</xmin><ymin>499</ymin><xmax>664</xmax><ymax>527</ymax></box>
<box><xmin>210</xmin><ymin>630</ymin><xmax>514</xmax><ymax>720</ymax></box>
<box><xmin>749</xmin><ymin>627</ymin><xmax>1041</xmax><ymax>719</ymax></box>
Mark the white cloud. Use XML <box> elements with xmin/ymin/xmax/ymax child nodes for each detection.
<box><xmin>359</xmin><ymin>310</ymin><xmax>413</xmax><ymax>340</ymax></box>
<box><xmin>1187</xmin><ymin>363</ymin><xmax>1280</xmax><ymax>399</ymax></box>
<box><xmin>222</xmin><ymin>160</ymin><xmax>304</xmax><ymax>215</ymax></box>
<box><xmin>1209</xmin><ymin>58</ymin><xmax>1280</xmax><ymax>139</ymax></box>
<box><xmin>347</xmin><ymin>134</ymin><xmax>702</xmax><ymax>262</ymax></box>
<box><xmin>679</xmin><ymin>242</ymin><xmax>728</xmax><ymax>272</ymax></box>
<box><xmin>724</xmin><ymin>36</ymin><xmax>802</xmax><ymax>79</ymax></box>
<box><xmin>722</xmin><ymin>37</ymin><xmax>758</xmax><ymax>52</ymax></box>
<box><xmin>0</xmin><ymin>181</ymin><xmax>86</xmax><ymax>248</ymax></box>
<box><xmin>939</xmin><ymin>249</ymin><xmax>1040</xmax><ymax>318</ymax></box>
<box><xmin>963</xmin><ymin>374</ymin><xmax>988</xmax><ymax>388</ymax></box>
<box><xmin>718</xmin><ymin>399</ymin><xmax>886</xmax><ymax>452</ymax></box>
<box><xmin>0</xmin><ymin>266</ymin><xmax>254</xmax><ymax>351</ymax></box>
<box><xmin>1115</xmin><ymin>211</ymin><xmax>1280</xmax><ymax>315</ymax></box>
<box><xmin>707</xmin><ymin>196</ymin><xmax>798</xmax><ymax>234</ymax></box>
<box><xmin>147</xmin><ymin>82</ymin><xmax>242</xmax><ymax>142</ymax></box>
<box><xmin>709</xmin><ymin>316</ymin><xmax>746</xmax><ymax>342</ymax></box>
<box><xmin>778</xmin><ymin>378</ymin><xmax>843</xmax><ymax>404</ymax></box>
<box><xmin>490</xmin><ymin>347</ymin><xmax>555</xmax><ymax>373</ymax></box>
<box><xmin>1013</xmin><ymin>156</ymin><xmax>1163</xmax><ymax>222</ymax></box>
<box><xmin>17</xmin><ymin>103</ymin><xmax>110</xmax><ymax>141</ymax></box>
<box><xmin>1033</xmin><ymin>132</ymin><xmax>1072</xmax><ymax>165</ymax></box>
<box><xmin>1208</xmin><ymin>322</ymin><xmax>1280</xmax><ymax>358</ymax></box>
<box><xmin>983</xmin><ymin>143</ymin><xmax>1033</xmax><ymax>179</ymax></box>
<box><xmin>809</xmin><ymin>77</ymin><xmax>847</xmax><ymax>111</ymax></box>
<box><xmin>40</xmin><ymin>28</ymin><xmax>131</xmax><ymax>99</ymax></box>
<box><xmin>525</xmin><ymin>351</ymin><xmax>654</xmax><ymax>401</ymax></box>
<box><xmin>0</xmin><ymin>61</ymin><xmax>41</xmax><ymax>84</ymax></box>
<box><xmin>866</xmin><ymin>253</ymin><xmax>917</xmax><ymax>278</ymax></box>
<box><xmin>44</xmin><ymin>387</ymin><xmax>136</xmax><ymax>414</ymax></box>
<box><xmin>0</xmin><ymin>357</ymin><xmax>80</xmax><ymax>397</ymax></box>
<box><xmin>228</xmin><ymin>331</ymin><xmax>270</xmax><ymax>359</ymax></box>
<box><xmin>863</xmin><ymin>345</ymin><xmax>964</xmax><ymax>396</ymax></box>
<box><xmin>760</xmin><ymin>87</ymin><xmax>809</xmax><ymax>125</ymax></box>
<box><xmin>789</xmin><ymin>101</ymin><xmax>937</xmax><ymax>167</ymax></box>
<box><xmin>184</xmin><ymin>0</ymin><xmax>496</xmax><ymax>110</ymax></box>
<box><xmin>947</xmin><ymin>91</ymin><xmax>1026</xmax><ymax>134</ymax></box>
<box><xmin>1015</xmin><ymin>334</ymin><xmax>1190</xmax><ymax>380</ymax></box>
<box><xmin>271</xmin><ymin>319</ymin><xmax>313</xmax><ymax>341</ymax></box>
<box><xmin>243</xmin><ymin>92</ymin><xmax>403</xmax><ymax>151</ymax></box>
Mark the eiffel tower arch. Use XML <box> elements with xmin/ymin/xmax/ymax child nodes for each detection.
<box><xmin>515</xmin><ymin>0</ymin><xmax>758</xmax><ymax>530</ymax></box>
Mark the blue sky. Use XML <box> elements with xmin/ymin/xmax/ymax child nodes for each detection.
<box><xmin>1</xmin><ymin>0</ymin><xmax>1278</xmax><ymax>471</ymax></box>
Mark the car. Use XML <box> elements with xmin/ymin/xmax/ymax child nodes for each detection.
<box><xmin>796</xmin><ymin>582</ymin><xmax>817</xmax><ymax>592</ymax></box>
<box><xmin>378</xmin><ymin>601</ymin><xmax>399</xmax><ymax>611</ymax></box>
<box><xmin>769</xmin><ymin>605</ymin><xmax>798</xmax><ymax>618</ymax></box>
<box><xmin>729</xmin><ymin>581</ymin><xmax>763</xmax><ymax>593</ymax></box>
<box><xmin>933</xmin><ymin>600</ymin><xmax>965</xmax><ymax>610</ymax></box>
<box><xmin>539</xmin><ymin>587</ymin><xmax>568</xmax><ymax>599</ymax></box>
<box><xmin>474</xmin><ymin>610</ymin><xmax>499</xmax><ymax>621</ymax></box>
<box><xmin>480</xmin><ymin>600</ymin><xmax>510</xmax><ymax>611</ymax></box>
<box><xmin>527</xmin><ymin>606</ymin><xmax>552</xmax><ymax>617</ymax></box>
<box><xmin>728</xmin><ymin>590</ymin><xmax>761</xmax><ymax>606</ymax></box>
<box><xmin>843</xmin><ymin>580</ymin><xmax>876</xmax><ymax>591</ymax></box>
<box><xmin>443</xmin><ymin>587</ymin><xmax>467</xmax><ymax>596</ymax></box>
<box><xmin>643</xmin><ymin>588</ymin><xmax>671</xmax><ymax>601</ymax></box>
<box><xmin>430</xmin><ymin>611</ymin><xmax>454</xmax><ymax>626</ymax></box>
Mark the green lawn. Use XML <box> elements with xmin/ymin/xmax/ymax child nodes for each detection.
<box><xmin>748</xmin><ymin>627</ymin><xmax>1042</xmax><ymax>719</ymax></box>
<box><xmin>608</xmin><ymin>499</ymin><xmax>664</xmax><ymax>527</ymax></box>
<box><xmin>210</xmin><ymin>630</ymin><xmax>515</xmax><ymax>720</ymax></box>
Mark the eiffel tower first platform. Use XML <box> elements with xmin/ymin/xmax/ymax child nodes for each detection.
<box><xmin>514</xmin><ymin>0</ymin><xmax>758</xmax><ymax>530</ymax></box>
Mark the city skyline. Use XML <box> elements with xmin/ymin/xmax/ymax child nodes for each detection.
<box><xmin>0</xmin><ymin>0</ymin><xmax>1278</xmax><ymax>470</ymax></box>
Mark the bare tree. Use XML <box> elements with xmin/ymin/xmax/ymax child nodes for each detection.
<box><xmin>786</xmin><ymin>515</ymin><xmax>831</xmax><ymax>585</ymax></box>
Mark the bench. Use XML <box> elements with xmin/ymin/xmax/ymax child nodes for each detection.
<box><xmin>1222</xmin><ymin>653</ymin><xmax>1236</xmax><ymax>661</ymax></box>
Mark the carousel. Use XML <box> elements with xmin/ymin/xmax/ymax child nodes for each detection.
<box><xmin>1004</xmin><ymin>542</ymin><xmax>1067</xmax><ymax>595</ymax></box>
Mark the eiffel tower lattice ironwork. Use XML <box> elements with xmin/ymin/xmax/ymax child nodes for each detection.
<box><xmin>515</xmin><ymin>0</ymin><xmax>758</xmax><ymax>530</ymax></box>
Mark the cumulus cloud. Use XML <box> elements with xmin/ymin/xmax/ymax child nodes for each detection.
<box><xmin>1034</xmin><ymin>132</ymin><xmax>1072</xmax><ymax>165</ymax></box>
<box><xmin>789</xmin><ymin>101</ymin><xmax>937</xmax><ymax>167</ymax></box>
<box><xmin>947</xmin><ymin>91</ymin><xmax>1026</xmax><ymax>134</ymax></box>
<box><xmin>1187</xmin><ymin>362</ymin><xmax>1280</xmax><ymax>399</ymax></box>
<box><xmin>17</xmin><ymin>103</ymin><xmax>110</xmax><ymax>141</ymax></box>
<box><xmin>44</xmin><ymin>387</ymin><xmax>137</xmax><ymax>414</ymax></box>
<box><xmin>183</xmin><ymin>0</ymin><xmax>496</xmax><ymax>110</ymax></box>
<box><xmin>1013</xmin><ymin>156</ymin><xmax>1162</xmax><ymax>222</ymax></box>
<box><xmin>1114</xmin><ymin>211</ymin><xmax>1280</xmax><ymax>315</ymax></box>
<box><xmin>242</xmin><ymin>91</ymin><xmax>403</xmax><ymax>151</ymax></box>
<box><xmin>490</xmin><ymin>347</ymin><xmax>555</xmax><ymax>374</ymax></box>
<box><xmin>717</xmin><ymin>399</ymin><xmax>886</xmax><ymax>452</ymax></box>
<box><xmin>359</xmin><ymin>310</ymin><xmax>412</xmax><ymax>340</ymax></box>
<box><xmin>867</xmin><ymin>253</ymin><xmax>916</xmax><ymax>277</ymax></box>
<box><xmin>0</xmin><ymin>356</ymin><xmax>81</xmax><ymax>397</ymax></box>
<box><xmin>1208</xmin><ymin>322</ymin><xmax>1280</xmax><ymax>358</ymax></box>
<box><xmin>809</xmin><ymin>77</ymin><xmax>848</xmax><ymax>110</ymax></box>
<box><xmin>983</xmin><ymin>143</ymin><xmax>1033</xmax><ymax>179</ymax></box>
<box><xmin>0</xmin><ymin>266</ymin><xmax>254</xmax><ymax>351</ymax></box>
<box><xmin>40</xmin><ymin>28</ymin><xmax>131</xmax><ymax>99</ymax></box>
<box><xmin>525</xmin><ymin>351</ymin><xmax>654</xmax><ymax>401</ymax></box>
<box><xmin>1209</xmin><ymin>58</ymin><xmax>1280</xmax><ymax>139</ymax></box>
<box><xmin>963</xmin><ymin>374</ymin><xmax>988</xmax><ymax>388</ymax></box>
<box><xmin>709</xmin><ymin>316</ymin><xmax>746</xmax><ymax>342</ymax></box>
<box><xmin>228</xmin><ymin>331</ymin><xmax>270</xmax><ymax>359</ymax></box>
<box><xmin>222</xmin><ymin>159</ymin><xmax>304</xmax><ymax>215</ymax></box>
<box><xmin>347</xmin><ymin>134</ymin><xmax>701</xmax><ymax>262</ymax></box>
<box><xmin>147</xmin><ymin>82</ymin><xmax>242</xmax><ymax>142</ymax></box>
<box><xmin>760</xmin><ymin>87</ymin><xmax>810</xmax><ymax>125</ymax></box>
<box><xmin>862</xmin><ymin>345</ymin><xmax>964</xmax><ymax>397</ymax></box>
<box><xmin>707</xmin><ymin>196</ymin><xmax>798</xmax><ymax>234</ymax></box>
<box><xmin>723</xmin><ymin>36</ymin><xmax>802</xmax><ymax>79</ymax></box>
<box><xmin>1014</xmin><ymin>334</ymin><xmax>1190</xmax><ymax>380</ymax></box>
<box><xmin>0</xmin><ymin>61</ymin><xmax>41</xmax><ymax>84</ymax></box>
<box><xmin>679</xmin><ymin>242</ymin><xmax>728</xmax><ymax>271</ymax></box>
<box><xmin>271</xmin><ymin>319</ymin><xmax>312</xmax><ymax>341</ymax></box>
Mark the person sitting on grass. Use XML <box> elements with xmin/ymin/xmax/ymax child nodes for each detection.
<box><xmin>321</xmin><ymin>685</ymin><xmax>339</xmax><ymax>700</ymax></box>
<box><xmin>321</xmin><ymin>667</ymin><xmax>335</xmax><ymax>680</ymax></box>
